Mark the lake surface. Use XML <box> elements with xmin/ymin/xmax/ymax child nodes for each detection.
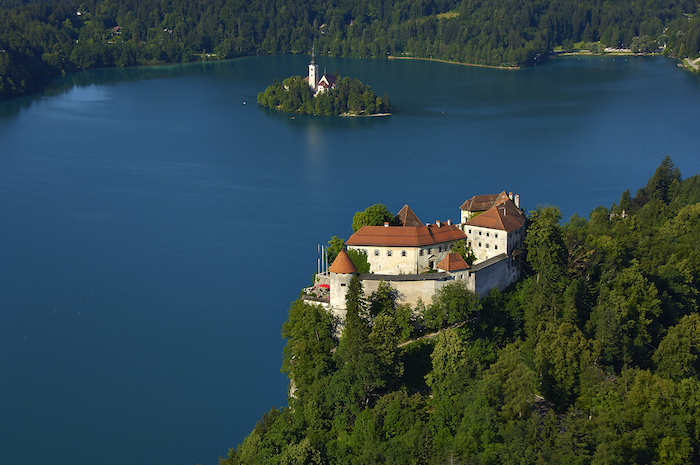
<box><xmin>1</xmin><ymin>55</ymin><xmax>699</xmax><ymax>465</ymax></box>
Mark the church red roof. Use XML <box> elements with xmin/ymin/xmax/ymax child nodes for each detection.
<box><xmin>329</xmin><ymin>249</ymin><xmax>357</xmax><ymax>274</ymax></box>
<box><xmin>464</xmin><ymin>198</ymin><xmax>525</xmax><ymax>232</ymax></box>
<box><xmin>437</xmin><ymin>253</ymin><xmax>470</xmax><ymax>271</ymax></box>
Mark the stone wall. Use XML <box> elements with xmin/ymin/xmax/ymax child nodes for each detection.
<box><xmin>359</xmin><ymin>272</ymin><xmax>455</xmax><ymax>307</ymax></box>
<box><xmin>470</xmin><ymin>253</ymin><xmax>518</xmax><ymax>296</ymax></box>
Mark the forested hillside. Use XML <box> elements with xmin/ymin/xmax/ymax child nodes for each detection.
<box><xmin>2</xmin><ymin>0</ymin><xmax>700</xmax><ymax>100</ymax></box>
<box><xmin>219</xmin><ymin>156</ymin><xmax>700</xmax><ymax>464</ymax></box>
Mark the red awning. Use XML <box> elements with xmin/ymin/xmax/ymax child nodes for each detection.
<box><xmin>318</xmin><ymin>284</ymin><xmax>330</xmax><ymax>289</ymax></box>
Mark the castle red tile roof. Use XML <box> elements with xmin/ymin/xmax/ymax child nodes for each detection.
<box><xmin>465</xmin><ymin>198</ymin><xmax>526</xmax><ymax>232</ymax></box>
<box><xmin>437</xmin><ymin>253</ymin><xmax>470</xmax><ymax>271</ymax></box>
<box><xmin>391</xmin><ymin>205</ymin><xmax>423</xmax><ymax>227</ymax></box>
<box><xmin>329</xmin><ymin>249</ymin><xmax>357</xmax><ymax>274</ymax></box>
<box><xmin>346</xmin><ymin>223</ymin><xmax>466</xmax><ymax>247</ymax></box>
<box><xmin>460</xmin><ymin>191</ymin><xmax>510</xmax><ymax>212</ymax></box>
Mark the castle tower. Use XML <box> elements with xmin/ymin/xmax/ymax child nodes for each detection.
<box><xmin>308</xmin><ymin>46</ymin><xmax>319</xmax><ymax>92</ymax></box>
<box><xmin>329</xmin><ymin>249</ymin><xmax>357</xmax><ymax>321</ymax></box>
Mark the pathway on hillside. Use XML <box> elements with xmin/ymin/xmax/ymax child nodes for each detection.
<box><xmin>397</xmin><ymin>321</ymin><xmax>467</xmax><ymax>348</ymax></box>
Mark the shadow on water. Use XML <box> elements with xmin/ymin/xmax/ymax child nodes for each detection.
<box><xmin>0</xmin><ymin>58</ymin><xmax>259</xmax><ymax>120</ymax></box>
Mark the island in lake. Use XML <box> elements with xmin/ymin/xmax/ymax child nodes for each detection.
<box><xmin>257</xmin><ymin>50</ymin><xmax>391</xmax><ymax>117</ymax></box>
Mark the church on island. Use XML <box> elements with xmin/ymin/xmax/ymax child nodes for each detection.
<box><xmin>307</xmin><ymin>191</ymin><xmax>527</xmax><ymax>322</ymax></box>
<box><xmin>303</xmin><ymin>48</ymin><xmax>336</xmax><ymax>95</ymax></box>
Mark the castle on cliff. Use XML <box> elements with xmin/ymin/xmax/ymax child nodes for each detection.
<box><xmin>307</xmin><ymin>192</ymin><xmax>526</xmax><ymax>322</ymax></box>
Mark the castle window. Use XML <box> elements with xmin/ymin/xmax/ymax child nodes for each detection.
<box><xmin>438</xmin><ymin>246</ymin><xmax>442</xmax><ymax>252</ymax></box>
<box><xmin>387</xmin><ymin>250</ymin><xmax>392</xmax><ymax>256</ymax></box>
<box><xmin>341</xmin><ymin>283</ymin><xmax>346</xmax><ymax>287</ymax></box>
<box><xmin>494</xmin><ymin>245</ymin><xmax>498</xmax><ymax>250</ymax></box>
<box><xmin>419</xmin><ymin>249</ymin><xmax>423</xmax><ymax>256</ymax></box>
<box><xmin>468</xmin><ymin>229</ymin><xmax>472</xmax><ymax>234</ymax></box>
<box><xmin>374</xmin><ymin>249</ymin><xmax>379</xmax><ymax>256</ymax></box>
<box><xmin>478</xmin><ymin>231</ymin><xmax>482</xmax><ymax>236</ymax></box>
<box><xmin>468</xmin><ymin>241</ymin><xmax>472</xmax><ymax>247</ymax></box>
<box><xmin>478</xmin><ymin>242</ymin><xmax>482</xmax><ymax>247</ymax></box>
<box><xmin>401</xmin><ymin>250</ymin><xmax>407</xmax><ymax>257</ymax></box>
<box><xmin>486</xmin><ymin>232</ymin><xmax>490</xmax><ymax>237</ymax></box>
<box><xmin>427</xmin><ymin>248</ymin><xmax>431</xmax><ymax>254</ymax></box>
<box><xmin>486</xmin><ymin>243</ymin><xmax>489</xmax><ymax>248</ymax></box>
<box><xmin>495</xmin><ymin>233</ymin><xmax>498</xmax><ymax>238</ymax></box>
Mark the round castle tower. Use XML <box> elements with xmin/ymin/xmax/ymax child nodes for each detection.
<box><xmin>329</xmin><ymin>249</ymin><xmax>356</xmax><ymax>322</ymax></box>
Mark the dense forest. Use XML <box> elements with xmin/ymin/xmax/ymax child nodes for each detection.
<box><xmin>218</xmin><ymin>156</ymin><xmax>700</xmax><ymax>464</ymax></box>
<box><xmin>257</xmin><ymin>75</ymin><xmax>391</xmax><ymax>116</ymax></box>
<box><xmin>2</xmin><ymin>0</ymin><xmax>700</xmax><ymax>100</ymax></box>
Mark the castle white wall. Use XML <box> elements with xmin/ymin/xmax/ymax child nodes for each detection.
<box><xmin>463</xmin><ymin>224</ymin><xmax>525</xmax><ymax>262</ymax></box>
<box><xmin>348</xmin><ymin>240</ymin><xmax>461</xmax><ymax>275</ymax></box>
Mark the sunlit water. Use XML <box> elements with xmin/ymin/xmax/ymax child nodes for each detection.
<box><xmin>1</xmin><ymin>55</ymin><xmax>699</xmax><ymax>465</ymax></box>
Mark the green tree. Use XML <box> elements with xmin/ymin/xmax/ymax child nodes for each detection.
<box><xmin>645</xmin><ymin>156</ymin><xmax>681</xmax><ymax>204</ymax></box>
<box><xmin>351</xmin><ymin>203</ymin><xmax>394</xmax><ymax>233</ymax></box>
<box><xmin>451</xmin><ymin>239</ymin><xmax>476</xmax><ymax>265</ymax></box>
<box><xmin>534</xmin><ymin>322</ymin><xmax>595</xmax><ymax>408</ymax></box>
<box><xmin>522</xmin><ymin>206</ymin><xmax>567</xmax><ymax>336</ymax></box>
<box><xmin>653</xmin><ymin>313</ymin><xmax>700</xmax><ymax>381</ymax></box>
<box><xmin>424</xmin><ymin>280</ymin><xmax>480</xmax><ymax>330</ymax></box>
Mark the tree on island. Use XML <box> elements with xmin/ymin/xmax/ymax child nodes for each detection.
<box><xmin>257</xmin><ymin>75</ymin><xmax>391</xmax><ymax>116</ymax></box>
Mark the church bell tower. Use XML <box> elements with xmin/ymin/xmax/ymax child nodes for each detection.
<box><xmin>308</xmin><ymin>46</ymin><xmax>319</xmax><ymax>92</ymax></box>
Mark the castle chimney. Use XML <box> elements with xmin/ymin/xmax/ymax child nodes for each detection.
<box><xmin>436</xmin><ymin>220</ymin><xmax>441</xmax><ymax>227</ymax></box>
<box><xmin>447</xmin><ymin>219</ymin><xmax>452</xmax><ymax>226</ymax></box>
<box><xmin>384</xmin><ymin>221</ymin><xmax>389</xmax><ymax>227</ymax></box>
<box><xmin>515</xmin><ymin>194</ymin><xmax>520</xmax><ymax>209</ymax></box>
<box><xmin>509</xmin><ymin>192</ymin><xmax>513</xmax><ymax>200</ymax></box>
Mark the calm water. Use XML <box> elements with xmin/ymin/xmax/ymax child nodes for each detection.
<box><xmin>1</xmin><ymin>55</ymin><xmax>699</xmax><ymax>465</ymax></box>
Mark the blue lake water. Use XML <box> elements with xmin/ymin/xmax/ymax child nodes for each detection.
<box><xmin>1</xmin><ymin>55</ymin><xmax>699</xmax><ymax>465</ymax></box>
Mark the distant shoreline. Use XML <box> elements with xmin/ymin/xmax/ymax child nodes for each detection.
<box><xmin>387</xmin><ymin>55</ymin><xmax>519</xmax><ymax>70</ymax></box>
<box><xmin>341</xmin><ymin>112</ymin><xmax>391</xmax><ymax>117</ymax></box>
<box><xmin>388</xmin><ymin>51</ymin><xmax>698</xmax><ymax>74</ymax></box>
